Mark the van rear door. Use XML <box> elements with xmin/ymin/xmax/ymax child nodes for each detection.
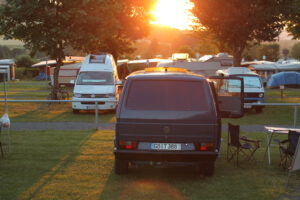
<box><xmin>209</xmin><ymin>77</ymin><xmax>244</xmax><ymax>118</ymax></box>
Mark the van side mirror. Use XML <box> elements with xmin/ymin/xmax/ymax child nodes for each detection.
<box><xmin>70</xmin><ymin>80</ymin><xmax>75</xmax><ymax>84</ymax></box>
<box><xmin>209</xmin><ymin>76</ymin><xmax>244</xmax><ymax>118</ymax></box>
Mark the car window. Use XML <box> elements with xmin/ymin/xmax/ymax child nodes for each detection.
<box><xmin>126</xmin><ymin>80</ymin><xmax>211</xmax><ymax>111</ymax></box>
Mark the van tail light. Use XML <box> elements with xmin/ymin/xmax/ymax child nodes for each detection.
<box><xmin>118</xmin><ymin>141</ymin><xmax>137</xmax><ymax>150</ymax></box>
<box><xmin>196</xmin><ymin>143</ymin><xmax>214</xmax><ymax>151</ymax></box>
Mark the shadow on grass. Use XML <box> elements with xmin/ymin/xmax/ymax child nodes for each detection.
<box><xmin>99</xmin><ymin>152</ymin><xmax>290</xmax><ymax>200</ymax></box>
<box><xmin>0</xmin><ymin>130</ymin><xmax>93</xmax><ymax>200</ymax></box>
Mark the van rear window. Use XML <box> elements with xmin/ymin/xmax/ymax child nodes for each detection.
<box><xmin>89</xmin><ymin>55</ymin><xmax>106</xmax><ymax>64</ymax></box>
<box><xmin>126</xmin><ymin>80</ymin><xmax>210</xmax><ymax>111</ymax></box>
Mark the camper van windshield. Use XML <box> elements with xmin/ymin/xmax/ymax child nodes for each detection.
<box><xmin>76</xmin><ymin>72</ymin><xmax>114</xmax><ymax>85</ymax></box>
<box><xmin>238</xmin><ymin>76</ymin><xmax>261</xmax><ymax>88</ymax></box>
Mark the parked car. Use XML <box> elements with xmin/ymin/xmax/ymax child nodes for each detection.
<box><xmin>114</xmin><ymin>67</ymin><xmax>244</xmax><ymax>176</ymax></box>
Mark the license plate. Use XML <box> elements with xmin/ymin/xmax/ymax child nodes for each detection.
<box><xmin>86</xmin><ymin>105</ymin><xmax>96</xmax><ymax>109</ymax></box>
<box><xmin>151</xmin><ymin>143</ymin><xmax>181</xmax><ymax>150</ymax></box>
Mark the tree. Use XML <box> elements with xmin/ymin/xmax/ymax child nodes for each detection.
<box><xmin>286</xmin><ymin>0</ymin><xmax>300</xmax><ymax>39</ymax></box>
<box><xmin>282</xmin><ymin>48</ymin><xmax>289</xmax><ymax>59</ymax></box>
<box><xmin>0</xmin><ymin>0</ymin><xmax>151</xmax><ymax>98</ymax></box>
<box><xmin>191</xmin><ymin>0</ymin><xmax>291</xmax><ymax>66</ymax></box>
<box><xmin>257</xmin><ymin>43</ymin><xmax>280</xmax><ymax>61</ymax></box>
<box><xmin>0</xmin><ymin>45</ymin><xmax>12</xmax><ymax>59</ymax></box>
<box><xmin>291</xmin><ymin>42</ymin><xmax>300</xmax><ymax>60</ymax></box>
<box><xmin>15</xmin><ymin>55</ymin><xmax>36</xmax><ymax>68</ymax></box>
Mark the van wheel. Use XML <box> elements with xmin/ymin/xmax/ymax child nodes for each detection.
<box><xmin>197</xmin><ymin>161</ymin><xmax>215</xmax><ymax>176</ymax></box>
<box><xmin>72</xmin><ymin>109</ymin><xmax>79</xmax><ymax>114</ymax></box>
<box><xmin>115</xmin><ymin>158</ymin><xmax>129</xmax><ymax>175</ymax></box>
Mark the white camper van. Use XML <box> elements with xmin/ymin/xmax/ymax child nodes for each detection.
<box><xmin>216</xmin><ymin>67</ymin><xmax>265</xmax><ymax>113</ymax></box>
<box><xmin>72</xmin><ymin>54</ymin><xmax>121</xmax><ymax>113</ymax></box>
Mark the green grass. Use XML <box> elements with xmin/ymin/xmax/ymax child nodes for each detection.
<box><xmin>265</xmin><ymin>88</ymin><xmax>300</xmax><ymax>98</ymax></box>
<box><xmin>0</xmin><ymin>130</ymin><xmax>298</xmax><ymax>200</ymax></box>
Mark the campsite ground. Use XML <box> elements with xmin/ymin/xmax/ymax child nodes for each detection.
<box><xmin>0</xmin><ymin>80</ymin><xmax>299</xmax><ymax>200</ymax></box>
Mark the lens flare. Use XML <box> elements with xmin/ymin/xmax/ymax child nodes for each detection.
<box><xmin>152</xmin><ymin>0</ymin><xmax>196</xmax><ymax>30</ymax></box>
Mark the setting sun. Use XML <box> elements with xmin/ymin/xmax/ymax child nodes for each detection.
<box><xmin>152</xmin><ymin>0</ymin><xmax>196</xmax><ymax>30</ymax></box>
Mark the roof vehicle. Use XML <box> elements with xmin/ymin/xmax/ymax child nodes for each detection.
<box><xmin>117</xmin><ymin>59</ymin><xmax>167</xmax><ymax>80</ymax></box>
<box><xmin>0</xmin><ymin>59</ymin><xmax>15</xmax><ymax>81</ymax></box>
<box><xmin>247</xmin><ymin>59</ymin><xmax>300</xmax><ymax>86</ymax></box>
<box><xmin>157</xmin><ymin>53</ymin><xmax>233</xmax><ymax>77</ymax></box>
<box><xmin>216</xmin><ymin>67</ymin><xmax>264</xmax><ymax>113</ymax></box>
<box><xmin>114</xmin><ymin>67</ymin><xmax>244</xmax><ymax>176</ymax></box>
<box><xmin>72</xmin><ymin>53</ymin><xmax>121</xmax><ymax>113</ymax></box>
<box><xmin>32</xmin><ymin>56</ymin><xmax>84</xmax><ymax>85</ymax></box>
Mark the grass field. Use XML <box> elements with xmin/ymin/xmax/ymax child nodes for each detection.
<box><xmin>0</xmin><ymin>81</ymin><xmax>299</xmax><ymax>199</ymax></box>
<box><xmin>0</xmin><ymin>130</ymin><xmax>298</xmax><ymax>200</ymax></box>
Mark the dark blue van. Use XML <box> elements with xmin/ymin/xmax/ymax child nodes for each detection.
<box><xmin>114</xmin><ymin>67</ymin><xmax>244</xmax><ymax>176</ymax></box>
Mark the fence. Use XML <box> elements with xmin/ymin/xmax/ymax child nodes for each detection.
<box><xmin>0</xmin><ymin>99</ymin><xmax>117</xmax><ymax>130</ymax></box>
<box><xmin>246</xmin><ymin>103</ymin><xmax>299</xmax><ymax>127</ymax></box>
<box><xmin>0</xmin><ymin>100</ymin><xmax>299</xmax><ymax>129</ymax></box>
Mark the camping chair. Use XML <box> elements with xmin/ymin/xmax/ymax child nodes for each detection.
<box><xmin>276</xmin><ymin>130</ymin><xmax>300</xmax><ymax>170</ymax></box>
<box><xmin>227</xmin><ymin>123</ymin><xmax>261</xmax><ymax>166</ymax></box>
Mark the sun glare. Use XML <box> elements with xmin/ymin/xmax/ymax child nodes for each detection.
<box><xmin>152</xmin><ymin>0</ymin><xmax>195</xmax><ymax>30</ymax></box>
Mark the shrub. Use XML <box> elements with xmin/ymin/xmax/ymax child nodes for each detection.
<box><xmin>15</xmin><ymin>54</ymin><xmax>37</xmax><ymax>68</ymax></box>
<box><xmin>15</xmin><ymin>67</ymin><xmax>26</xmax><ymax>79</ymax></box>
<box><xmin>291</xmin><ymin>43</ymin><xmax>300</xmax><ymax>60</ymax></box>
<box><xmin>24</xmin><ymin>68</ymin><xmax>40</xmax><ymax>79</ymax></box>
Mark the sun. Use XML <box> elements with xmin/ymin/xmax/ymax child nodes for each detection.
<box><xmin>152</xmin><ymin>0</ymin><xmax>196</xmax><ymax>30</ymax></box>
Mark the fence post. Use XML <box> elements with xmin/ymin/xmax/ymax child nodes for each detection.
<box><xmin>95</xmin><ymin>101</ymin><xmax>99</xmax><ymax>130</ymax></box>
<box><xmin>294</xmin><ymin>105</ymin><xmax>298</xmax><ymax>128</ymax></box>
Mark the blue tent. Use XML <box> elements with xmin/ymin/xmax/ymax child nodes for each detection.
<box><xmin>267</xmin><ymin>71</ymin><xmax>300</xmax><ymax>88</ymax></box>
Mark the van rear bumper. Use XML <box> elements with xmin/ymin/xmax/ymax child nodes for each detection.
<box><xmin>114</xmin><ymin>150</ymin><xmax>218</xmax><ymax>162</ymax></box>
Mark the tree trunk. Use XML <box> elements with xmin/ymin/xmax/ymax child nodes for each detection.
<box><xmin>233</xmin><ymin>50</ymin><xmax>242</xmax><ymax>67</ymax></box>
<box><xmin>51</xmin><ymin>59</ymin><xmax>62</xmax><ymax>100</ymax></box>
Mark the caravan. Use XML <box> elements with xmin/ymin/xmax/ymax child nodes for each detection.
<box><xmin>72</xmin><ymin>54</ymin><xmax>121</xmax><ymax>113</ymax></box>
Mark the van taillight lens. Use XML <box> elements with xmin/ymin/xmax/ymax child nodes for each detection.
<box><xmin>197</xmin><ymin>143</ymin><xmax>214</xmax><ymax>151</ymax></box>
<box><xmin>118</xmin><ymin>141</ymin><xmax>137</xmax><ymax>150</ymax></box>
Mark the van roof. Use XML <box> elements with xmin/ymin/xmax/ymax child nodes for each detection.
<box><xmin>80</xmin><ymin>53</ymin><xmax>115</xmax><ymax>72</ymax></box>
<box><xmin>126</xmin><ymin>67</ymin><xmax>207</xmax><ymax>81</ymax></box>
<box><xmin>216</xmin><ymin>67</ymin><xmax>257</xmax><ymax>76</ymax></box>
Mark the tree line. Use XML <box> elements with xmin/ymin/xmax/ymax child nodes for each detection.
<box><xmin>1</xmin><ymin>0</ymin><xmax>300</xmax><ymax>98</ymax></box>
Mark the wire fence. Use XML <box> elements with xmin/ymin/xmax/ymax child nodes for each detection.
<box><xmin>0</xmin><ymin>99</ymin><xmax>117</xmax><ymax>130</ymax></box>
<box><xmin>0</xmin><ymin>100</ymin><xmax>298</xmax><ymax>128</ymax></box>
<box><xmin>246</xmin><ymin>103</ymin><xmax>299</xmax><ymax>127</ymax></box>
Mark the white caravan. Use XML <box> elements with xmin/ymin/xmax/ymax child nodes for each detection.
<box><xmin>72</xmin><ymin>54</ymin><xmax>121</xmax><ymax>113</ymax></box>
<box><xmin>216</xmin><ymin>67</ymin><xmax>265</xmax><ymax>113</ymax></box>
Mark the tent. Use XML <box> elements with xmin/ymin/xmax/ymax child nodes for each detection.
<box><xmin>267</xmin><ymin>71</ymin><xmax>300</xmax><ymax>88</ymax></box>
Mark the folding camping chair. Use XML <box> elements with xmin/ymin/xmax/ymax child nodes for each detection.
<box><xmin>276</xmin><ymin>130</ymin><xmax>300</xmax><ymax>170</ymax></box>
<box><xmin>227</xmin><ymin>123</ymin><xmax>261</xmax><ymax>166</ymax></box>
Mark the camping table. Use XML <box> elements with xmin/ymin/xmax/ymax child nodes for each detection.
<box><xmin>264</xmin><ymin>126</ymin><xmax>300</xmax><ymax>165</ymax></box>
